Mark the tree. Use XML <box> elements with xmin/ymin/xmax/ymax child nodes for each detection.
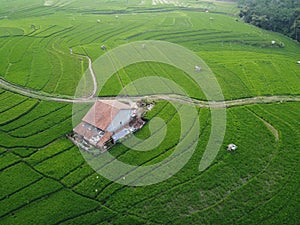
<box><xmin>238</xmin><ymin>0</ymin><xmax>300</xmax><ymax>42</ymax></box>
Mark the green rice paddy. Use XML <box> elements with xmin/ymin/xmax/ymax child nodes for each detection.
<box><xmin>0</xmin><ymin>0</ymin><xmax>299</xmax><ymax>224</ymax></box>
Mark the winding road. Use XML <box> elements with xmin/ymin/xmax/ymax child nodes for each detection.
<box><xmin>2</xmin><ymin>51</ymin><xmax>299</xmax><ymax>107</ymax></box>
<box><xmin>1</xmin><ymin>77</ymin><xmax>299</xmax><ymax>108</ymax></box>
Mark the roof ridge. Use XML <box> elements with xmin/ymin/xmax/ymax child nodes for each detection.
<box><xmin>98</xmin><ymin>100</ymin><xmax>132</xmax><ymax>109</ymax></box>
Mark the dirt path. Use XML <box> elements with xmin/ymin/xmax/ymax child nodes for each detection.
<box><xmin>1</xmin><ymin>77</ymin><xmax>300</xmax><ymax>107</ymax></box>
<box><xmin>260</xmin><ymin>118</ymin><xmax>279</xmax><ymax>141</ymax></box>
<box><xmin>156</xmin><ymin>94</ymin><xmax>300</xmax><ymax>108</ymax></box>
<box><xmin>86</xmin><ymin>55</ymin><xmax>98</xmax><ymax>98</ymax></box>
<box><xmin>71</xmin><ymin>52</ymin><xmax>98</xmax><ymax>98</ymax></box>
<box><xmin>247</xmin><ymin>109</ymin><xmax>279</xmax><ymax>142</ymax></box>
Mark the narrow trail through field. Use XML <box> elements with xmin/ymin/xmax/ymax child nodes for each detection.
<box><xmin>1</xmin><ymin>78</ymin><xmax>300</xmax><ymax>108</ymax></box>
<box><xmin>246</xmin><ymin>108</ymin><xmax>280</xmax><ymax>142</ymax></box>
<box><xmin>86</xmin><ymin>55</ymin><xmax>98</xmax><ymax>98</ymax></box>
<box><xmin>71</xmin><ymin>52</ymin><xmax>98</xmax><ymax>98</ymax></box>
<box><xmin>258</xmin><ymin>117</ymin><xmax>279</xmax><ymax>142</ymax></box>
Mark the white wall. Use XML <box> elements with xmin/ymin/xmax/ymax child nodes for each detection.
<box><xmin>107</xmin><ymin>109</ymin><xmax>132</xmax><ymax>133</ymax></box>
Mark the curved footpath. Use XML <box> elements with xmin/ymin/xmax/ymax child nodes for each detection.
<box><xmin>1</xmin><ymin>78</ymin><xmax>299</xmax><ymax>108</ymax></box>
<box><xmin>71</xmin><ymin>53</ymin><xmax>98</xmax><ymax>98</ymax></box>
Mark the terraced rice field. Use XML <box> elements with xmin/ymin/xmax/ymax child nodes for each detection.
<box><xmin>0</xmin><ymin>0</ymin><xmax>299</xmax><ymax>224</ymax></box>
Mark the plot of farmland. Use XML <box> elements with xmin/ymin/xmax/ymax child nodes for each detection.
<box><xmin>0</xmin><ymin>0</ymin><xmax>299</xmax><ymax>224</ymax></box>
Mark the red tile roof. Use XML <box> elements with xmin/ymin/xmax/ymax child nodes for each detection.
<box><xmin>82</xmin><ymin>100</ymin><xmax>131</xmax><ymax>131</ymax></box>
<box><xmin>74</xmin><ymin>122</ymin><xmax>112</xmax><ymax>147</ymax></box>
<box><xmin>73</xmin><ymin>122</ymin><xmax>96</xmax><ymax>140</ymax></box>
<box><xmin>97</xmin><ymin>132</ymin><xmax>112</xmax><ymax>147</ymax></box>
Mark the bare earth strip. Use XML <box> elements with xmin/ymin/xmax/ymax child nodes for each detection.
<box><xmin>1</xmin><ymin>78</ymin><xmax>300</xmax><ymax>108</ymax></box>
<box><xmin>247</xmin><ymin>109</ymin><xmax>280</xmax><ymax>141</ymax></box>
<box><xmin>86</xmin><ymin>55</ymin><xmax>98</xmax><ymax>98</ymax></box>
<box><xmin>70</xmin><ymin>53</ymin><xmax>98</xmax><ymax>98</ymax></box>
<box><xmin>259</xmin><ymin>117</ymin><xmax>279</xmax><ymax>141</ymax></box>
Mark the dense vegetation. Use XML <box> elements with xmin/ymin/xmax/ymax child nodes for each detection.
<box><xmin>238</xmin><ymin>0</ymin><xmax>300</xmax><ymax>41</ymax></box>
<box><xmin>0</xmin><ymin>0</ymin><xmax>299</xmax><ymax>224</ymax></box>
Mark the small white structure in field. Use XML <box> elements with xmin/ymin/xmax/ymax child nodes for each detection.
<box><xmin>97</xmin><ymin>19</ymin><xmax>101</xmax><ymax>23</ymax></box>
<box><xmin>147</xmin><ymin>103</ymin><xmax>155</xmax><ymax>111</ymax></box>
<box><xmin>142</xmin><ymin>44</ymin><xmax>146</xmax><ymax>49</ymax></box>
<box><xmin>115</xmin><ymin>15</ymin><xmax>119</xmax><ymax>19</ymax></box>
<box><xmin>297</xmin><ymin>61</ymin><xmax>300</xmax><ymax>65</ymax></box>
<box><xmin>195</xmin><ymin>65</ymin><xmax>201</xmax><ymax>72</ymax></box>
<box><xmin>227</xmin><ymin>143</ymin><xmax>237</xmax><ymax>151</ymax></box>
<box><xmin>209</xmin><ymin>17</ymin><xmax>214</xmax><ymax>20</ymax></box>
<box><xmin>205</xmin><ymin>10</ymin><xmax>209</xmax><ymax>13</ymax></box>
<box><xmin>70</xmin><ymin>48</ymin><xmax>73</xmax><ymax>55</ymax></box>
<box><xmin>271</xmin><ymin>40</ymin><xmax>276</xmax><ymax>45</ymax></box>
<box><xmin>101</xmin><ymin>45</ymin><xmax>106</xmax><ymax>50</ymax></box>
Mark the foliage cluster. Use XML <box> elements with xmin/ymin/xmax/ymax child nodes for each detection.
<box><xmin>238</xmin><ymin>0</ymin><xmax>300</xmax><ymax>41</ymax></box>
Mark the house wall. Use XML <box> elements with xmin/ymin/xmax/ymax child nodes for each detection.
<box><xmin>107</xmin><ymin>109</ymin><xmax>133</xmax><ymax>133</ymax></box>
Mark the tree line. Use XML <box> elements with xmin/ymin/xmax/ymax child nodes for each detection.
<box><xmin>238</xmin><ymin>0</ymin><xmax>300</xmax><ymax>42</ymax></box>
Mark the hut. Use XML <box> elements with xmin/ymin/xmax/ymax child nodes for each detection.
<box><xmin>227</xmin><ymin>143</ymin><xmax>237</xmax><ymax>151</ymax></box>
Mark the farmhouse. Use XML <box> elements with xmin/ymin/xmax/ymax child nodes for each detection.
<box><xmin>73</xmin><ymin>100</ymin><xmax>146</xmax><ymax>153</ymax></box>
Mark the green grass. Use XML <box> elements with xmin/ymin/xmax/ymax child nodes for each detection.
<box><xmin>0</xmin><ymin>152</ymin><xmax>21</xmax><ymax>170</ymax></box>
<box><xmin>0</xmin><ymin>163</ymin><xmax>42</xmax><ymax>199</ymax></box>
<box><xmin>0</xmin><ymin>0</ymin><xmax>299</xmax><ymax>224</ymax></box>
<box><xmin>34</xmin><ymin>146</ymin><xmax>84</xmax><ymax>179</ymax></box>
<box><xmin>0</xmin><ymin>99</ymin><xmax>38</xmax><ymax>125</ymax></box>
<box><xmin>1</xmin><ymin>190</ymin><xmax>99</xmax><ymax>225</ymax></box>
<box><xmin>0</xmin><ymin>6</ymin><xmax>299</xmax><ymax>99</ymax></box>
<box><xmin>26</xmin><ymin>139</ymin><xmax>74</xmax><ymax>166</ymax></box>
<box><xmin>0</xmin><ymin>178</ymin><xmax>62</xmax><ymax>218</ymax></box>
